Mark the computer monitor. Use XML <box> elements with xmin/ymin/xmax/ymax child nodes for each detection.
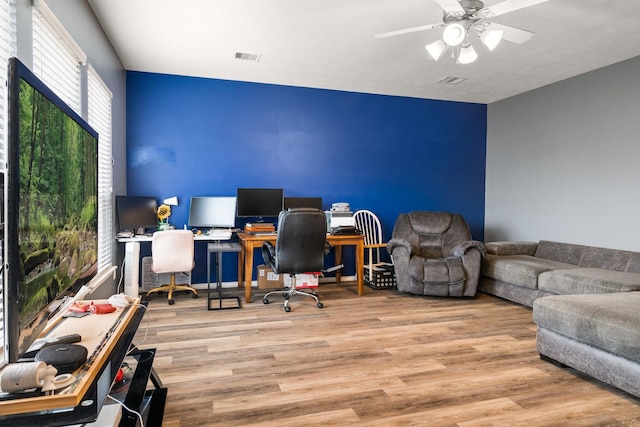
<box><xmin>188</xmin><ymin>196</ymin><xmax>237</xmax><ymax>228</ymax></box>
<box><xmin>284</xmin><ymin>197</ymin><xmax>323</xmax><ymax>210</ymax></box>
<box><xmin>236</xmin><ymin>188</ymin><xmax>284</xmax><ymax>221</ymax></box>
<box><xmin>115</xmin><ymin>195</ymin><xmax>157</xmax><ymax>234</ymax></box>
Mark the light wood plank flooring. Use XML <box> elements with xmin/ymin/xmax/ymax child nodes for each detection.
<box><xmin>134</xmin><ymin>283</ymin><xmax>640</xmax><ymax>426</ymax></box>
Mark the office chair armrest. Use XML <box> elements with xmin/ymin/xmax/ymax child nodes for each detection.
<box><xmin>261</xmin><ymin>241</ymin><xmax>276</xmax><ymax>269</ymax></box>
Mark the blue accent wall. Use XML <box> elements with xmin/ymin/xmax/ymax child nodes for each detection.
<box><xmin>126</xmin><ymin>72</ymin><xmax>487</xmax><ymax>283</ymax></box>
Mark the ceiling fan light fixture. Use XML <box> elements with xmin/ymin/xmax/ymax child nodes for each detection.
<box><xmin>480</xmin><ymin>29</ymin><xmax>503</xmax><ymax>51</ymax></box>
<box><xmin>425</xmin><ymin>40</ymin><xmax>447</xmax><ymax>61</ymax></box>
<box><xmin>458</xmin><ymin>43</ymin><xmax>478</xmax><ymax>64</ymax></box>
<box><xmin>442</xmin><ymin>22</ymin><xmax>465</xmax><ymax>46</ymax></box>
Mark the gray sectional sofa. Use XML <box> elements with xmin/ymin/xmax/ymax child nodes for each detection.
<box><xmin>480</xmin><ymin>240</ymin><xmax>640</xmax><ymax>399</ymax></box>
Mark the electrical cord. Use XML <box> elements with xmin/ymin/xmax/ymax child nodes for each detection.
<box><xmin>117</xmin><ymin>255</ymin><xmax>126</xmax><ymax>294</ymax></box>
<box><xmin>107</xmin><ymin>394</ymin><xmax>144</xmax><ymax>427</ymax></box>
<box><xmin>126</xmin><ymin>303</ymin><xmax>150</xmax><ymax>354</ymax></box>
<box><xmin>107</xmin><ymin>302</ymin><xmax>151</xmax><ymax>427</ymax></box>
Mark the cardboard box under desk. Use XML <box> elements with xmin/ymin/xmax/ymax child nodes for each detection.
<box><xmin>283</xmin><ymin>272</ymin><xmax>319</xmax><ymax>289</ymax></box>
<box><xmin>257</xmin><ymin>264</ymin><xmax>284</xmax><ymax>289</ymax></box>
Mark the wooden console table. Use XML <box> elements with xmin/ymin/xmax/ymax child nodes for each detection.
<box><xmin>0</xmin><ymin>301</ymin><xmax>164</xmax><ymax>426</ymax></box>
<box><xmin>237</xmin><ymin>232</ymin><xmax>365</xmax><ymax>303</ymax></box>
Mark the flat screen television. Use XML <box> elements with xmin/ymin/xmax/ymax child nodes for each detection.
<box><xmin>236</xmin><ymin>188</ymin><xmax>284</xmax><ymax>221</ymax></box>
<box><xmin>188</xmin><ymin>197</ymin><xmax>237</xmax><ymax>229</ymax></box>
<box><xmin>284</xmin><ymin>197</ymin><xmax>323</xmax><ymax>210</ymax></box>
<box><xmin>4</xmin><ymin>57</ymin><xmax>99</xmax><ymax>364</ymax></box>
<box><xmin>115</xmin><ymin>195</ymin><xmax>158</xmax><ymax>234</ymax></box>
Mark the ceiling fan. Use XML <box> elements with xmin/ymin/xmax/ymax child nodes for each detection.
<box><xmin>375</xmin><ymin>0</ymin><xmax>550</xmax><ymax>64</ymax></box>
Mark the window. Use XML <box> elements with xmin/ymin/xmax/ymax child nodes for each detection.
<box><xmin>32</xmin><ymin>1</ymin><xmax>113</xmax><ymax>273</ymax></box>
<box><xmin>32</xmin><ymin>0</ymin><xmax>85</xmax><ymax>114</ymax></box>
<box><xmin>0</xmin><ymin>0</ymin><xmax>16</xmax><ymax>367</ymax></box>
<box><xmin>0</xmin><ymin>0</ymin><xmax>15</xmax><ymax>164</ymax></box>
<box><xmin>88</xmin><ymin>65</ymin><xmax>114</xmax><ymax>272</ymax></box>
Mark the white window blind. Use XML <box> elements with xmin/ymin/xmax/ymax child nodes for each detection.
<box><xmin>88</xmin><ymin>65</ymin><xmax>114</xmax><ymax>272</ymax></box>
<box><xmin>32</xmin><ymin>1</ymin><xmax>114</xmax><ymax>272</ymax></box>
<box><xmin>0</xmin><ymin>0</ymin><xmax>16</xmax><ymax>366</ymax></box>
<box><xmin>32</xmin><ymin>0</ymin><xmax>85</xmax><ymax>114</ymax></box>
<box><xmin>0</xmin><ymin>0</ymin><xmax>15</xmax><ymax>165</ymax></box>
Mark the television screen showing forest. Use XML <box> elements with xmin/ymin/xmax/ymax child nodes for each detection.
<box><xmin>17</xmin><ymin>76</ymin><xmax>98</xmax><ymax>329</ymax></box>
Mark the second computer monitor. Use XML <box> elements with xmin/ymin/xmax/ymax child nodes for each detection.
<box><xmin>236</xmin><ymin>188</ymin><xmax>284</xmax><ymax>220</ymax></box>
<box><xmin>284</xmin><ymin>197</ymin><xmax>323</xmax><ymax>210</ymax></box>
<box><xmin>188</xmin><ymin>197</ymin><xmax>237</xmax><ymax>228</ymax></box>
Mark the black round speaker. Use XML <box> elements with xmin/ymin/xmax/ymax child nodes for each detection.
<box><xmin>35</xmin><ymin>344</ymin><xmax>88</xmax><ymax>374</ymax></box>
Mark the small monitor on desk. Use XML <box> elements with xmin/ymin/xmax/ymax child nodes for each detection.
<box><xmin>188</xmin><ymin>196</ymin><xmax>237</xmax><ymax>229</ymax></box>
<box><xmin>116</xmin><ymin>195</ymin><xmax>157</xmax><ymax>235</ymax></box>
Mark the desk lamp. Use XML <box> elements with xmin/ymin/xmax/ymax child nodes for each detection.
<box><xmin>158</xmin><ymin>197</ymin><xmax>178</xmax><ymax>230</ymax></box>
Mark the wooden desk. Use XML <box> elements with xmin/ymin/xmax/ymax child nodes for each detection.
<box><xmin>237</xmin><ymin>232</ymin><xmax>364</xmax><ymax>303</ymax></box>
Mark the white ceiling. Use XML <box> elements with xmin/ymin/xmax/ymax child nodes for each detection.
<box><xmin>88</xmin><ymin>0</ymin><xmax>640</xmax><ymax>104</ymax></box>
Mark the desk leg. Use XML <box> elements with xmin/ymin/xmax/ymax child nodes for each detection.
<box><xmin>207</xmin><ymin>248</ymin><xmax>212</xmax><ymax>302</ymax></box>
<box><xmin>237</xmin><ymin>248</ymin><xmax>244</xmax><ymax>288</ymax></box>
<box><xmin>334</xmin><ymin>245</ymin><xmax>343</xmax><ymax>283</ymax></box>
<box><xmin>124</xmin><ymin>241</ymin><xmax>140</xmax><ymax>297</ymax></box>
<box><xmin>356</xmin><ymin>240</ymin><xmax>364</xmax><ymax>296</ymax></box>
<box><xmin>217</xmin><ymin>252</ymin><xmax>223</xmax><ymax>300</ymax></box>
<box><xmin>243</xmin><ymin>242</ymin><xmax>254</xmax><ymax>303</ymax></box>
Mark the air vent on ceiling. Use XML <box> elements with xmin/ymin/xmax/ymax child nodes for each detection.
<box><xmin>235</xmin><ymin>52</ymin><xmax>261</xmax><ymax>62</ymax></box>
<box><xmin>437</xmin><ymin>76</ymin><xmax>467</xmax><ymax>85</ymax></box>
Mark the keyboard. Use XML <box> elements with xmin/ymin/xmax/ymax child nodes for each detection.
<box><xmin>204</xmin><ymin>229</ymin><xmax>232</xmax><ymax>240</ymax></box>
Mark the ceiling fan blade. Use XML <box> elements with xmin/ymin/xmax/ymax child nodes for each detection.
<box><xmin>481</xmin><ymin>0</ymin><xmax>550</xmax><ymax>18</ymax></box>
<box><xmin>485</xmin><ymin>22</ymin><xmax>534</xmax><ymax>44</ymax></box>
<box><xmin>432</xmin><ymin>0</ymin><xmax>465</xmax><ymax>14</ymax></box>
<box><xmin>374</xmin><ymin>23</ymin><xmax>443</xmax><ymax>39</ymax></box>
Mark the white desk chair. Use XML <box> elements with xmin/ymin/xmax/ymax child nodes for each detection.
<box><xmin>146</xmin><ymin>230</ymin><xmax>197</xmax><ymax>305</ymax></box>
<box><xmin>353</xmin><ymin>210</ymin><xmax>392</xmax><ymax>283</ymax></box>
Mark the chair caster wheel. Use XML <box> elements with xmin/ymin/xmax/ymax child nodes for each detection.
<box><xmin>168</xmin><ymin>299</ymin><xmax>175</xmax><ymax>305</ymax></box>
<box><xmin>192</xmin><ymin>293</ymin><xmax>198</xmax><ymax>298</ymax></box>
<box><xmin>263</xmin><ymin>298</ymin><xmax>269</xmax><ymax>304</ymax></box>
<box><xmin>317</xmin><ymin>302</ymin><xmax>323</xmax><ymax>309</ymax></box>
<box><xmin>284</xmin><ymin>306</ymin><xmax>291</xmax><ymax>312</ymax></box>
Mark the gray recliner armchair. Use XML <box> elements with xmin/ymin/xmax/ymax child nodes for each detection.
<box><xmin>387</xmin><ymin>211</ymin><xmax>485</xmax><ymax>297</ymax></box>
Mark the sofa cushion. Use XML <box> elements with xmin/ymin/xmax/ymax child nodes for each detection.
<box><xmin>481</xmin><ymin>254</ymin><xmax>577</xmax><ymax>290</ymax></box>
<box><xmin>485</xmin><ymin>241</ymin><xmax>537</xmax><ymax>256</ymax></box>
<box><xmin>626</xmin><ymin>253</ymin><xmax>640</xmax><ymax>274</ymax></box>
<box><xmin>579</xmin><ymin>246</ymin><xmax>631</xmax><ymax>271</ymax></box>
<box><xmin>535</xmin><ymin>240</ymin><xmax>585</xmax><ymax>265</ymax></box>
<box><xmin>533</xmin><ymin>292</ymin><xmax>640</xmax><ymax>364</ymax></box>
<box><xmin>538</xmin><ymin>268</ymin><xmax>640</xmax><ymax>295</ymax></box>
<box><xmin>423</xmin><ymin>256</ymin><xmax>465</xmax><ymax>285</ymax></box>
<box><xmin>408</xmin><ymin>211</ymin><xmax>452</xmax><ymax>234</ymax></box>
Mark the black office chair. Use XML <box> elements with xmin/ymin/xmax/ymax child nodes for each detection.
<box><xmin>261</xmin><ymin>208</ymin><xmax>329</xmax><ymax>312</ymax></box>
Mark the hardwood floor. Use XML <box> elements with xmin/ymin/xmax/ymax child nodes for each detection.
<box><xmin>134</xmin><ymin>282</ymin><xmax>640</xmax><ymax>426</ymax></box>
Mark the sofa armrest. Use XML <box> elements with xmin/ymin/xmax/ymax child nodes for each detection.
<box><xmin>485</xmin><ymin>241</ymin><xmax>538</xmax><ymax>256</ymax></box>
<box><xmin>451</xmin><ymin>240</ymin><xmax>486</xmax><ymax>257</ymax></box>
<box><xmin>387</xmin><ymin>238</ymin><xmax>413</xmax><ymax>257</ymax></box>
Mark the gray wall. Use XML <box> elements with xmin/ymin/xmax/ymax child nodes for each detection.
<box><xmin>486</xmin><ymin>55</ymin><xmax>640</xmax><ymax>251</ymax></box>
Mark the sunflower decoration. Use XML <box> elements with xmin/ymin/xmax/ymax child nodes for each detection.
<box><xmin>157</xmin><ymin>204</ymin><xmax>172</xmax><ymax>224</ymax></box>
